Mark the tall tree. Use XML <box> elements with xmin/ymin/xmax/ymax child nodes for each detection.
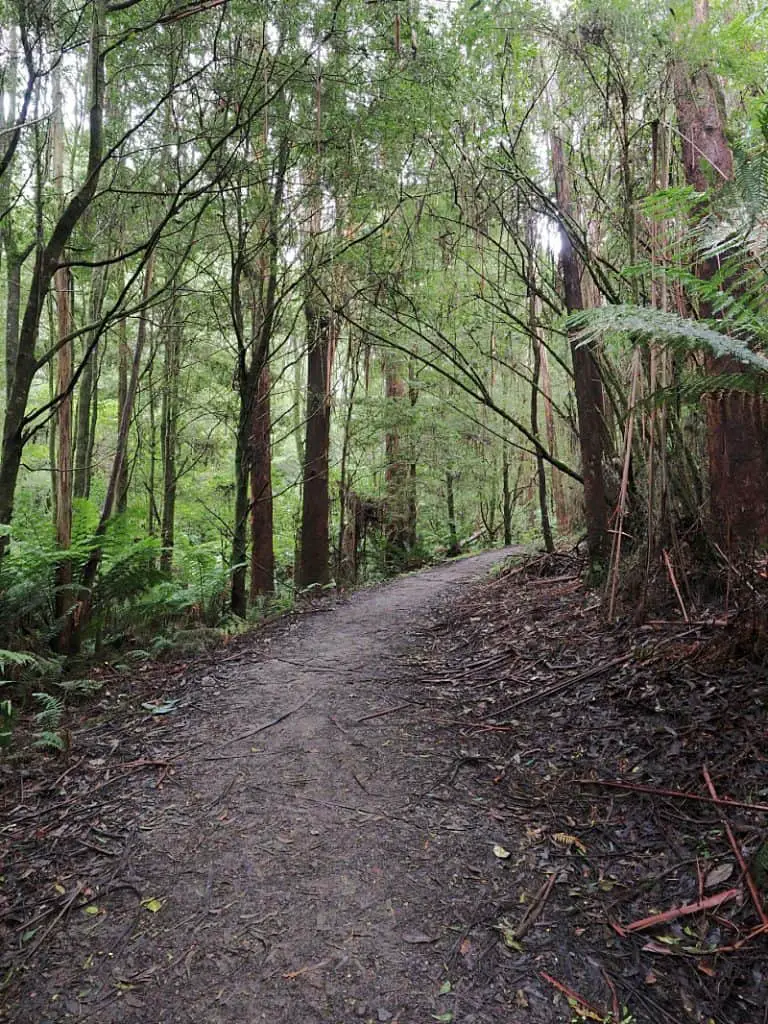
<box><xmin>673</xmin><ymin>0</ymin><xmax>768</xmax><ymax>547</ymax></box>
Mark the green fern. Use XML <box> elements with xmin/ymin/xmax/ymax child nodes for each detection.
<box><xmin>0</xmin><ymin>649</ymin><xmax>41</xmax><ymax>674</ymax></box>
<box><xmin>570</xmin><ymin>305</ymin><xmax>768</xmax><ymax>374</ymax></box>
<box><xmin>32</xmin><ymin>731</ymin><xmax>67</xmax><ymax>752</ymax></box>
<box><xmin>32</xmin><ymin>692</ymin><xmax>65</xmax><ymax>732</ymax></box>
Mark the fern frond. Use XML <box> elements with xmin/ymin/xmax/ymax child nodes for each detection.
<box><xmin>32</xmin><ymin>731</ymin><xmax>67</xmax><ymax>751</ymax></box>
<box><xmin>32</xmin><ymin>692</ymin><xmax>64</xmax><ymax>731</ymax></box>
<box><xmin>570</xmin><ymin>305</ymin><xmax>768</xmax><ymax>373</ymax></box>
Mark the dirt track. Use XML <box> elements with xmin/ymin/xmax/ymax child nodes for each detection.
<box><xmin>6</xmin><ymin>548</ymin><xmax>521</xmax><ymax>1023</ymax></box>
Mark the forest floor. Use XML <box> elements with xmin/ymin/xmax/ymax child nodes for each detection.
<box><xmin>1</xmin><ymin>548</ymin><xmax>768</xmax><ymax>1024</ymax></box>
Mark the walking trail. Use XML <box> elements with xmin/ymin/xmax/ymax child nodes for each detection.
<box><xmin>9</xmin><ymin>548</ymin><xmax>521</xmax><ymax>1024</ymax></box>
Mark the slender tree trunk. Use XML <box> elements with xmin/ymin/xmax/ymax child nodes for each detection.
<box><xmin>159</xmin><ymin>312</ymin><xmax>180</xmax><ymax>573</ymax></box>
<box><xmin>446</xmin><ymin>471</ymin><xmax>460</xmax><ymax>556</ymax></box>
<box><xmin>383</xmin><ymin>351</ymin><xmax>410</xmax><ymax>559</ymax></box>
<box><xmin>72</xmin><ymin>251</ymin><xmax>154</xmax><ymax>648</ymax></box>
<box><xmin>117</xmin><ymin>310</ymin><xmax>130</xmax><ymax>513</ymax></box>
<box><xmin>551</xmin><ymin>135</ymin><xmax>608</xmax><ymax>568</ymax></box>
<box><xmin>539</xmin><ymin>343</ymin><xmax>567</xmax><ymax>532</ymax></box>
<box><xmin>51</xmin><ymin>61</ymin><xmax>76</xmax><ymax>652</ymax></box>
<box><xmin>297</xmin><ymin>297</ymin><xmax>335</xmax><ymax>587</ymax></box>
<box><xmin>4</xmin><ymin>257</ymin><xmax>22</xmax><ymax>407</ymax></box>
<box><xmin>249</xmin><ymin>363</ymin><xmax>274</xmax><ymax>597</ymax></box>
<box><xmin>502</xmin><ymin>450</ymin><xmax>512</xmax><ymax>546</ymax></box>
<box><xmin>526</xmin><ymin>221</ymin><xmax>554</xmax><ymax>553</ymax></box>
<box><xmin>406</xmin><ymin>353</ymin><xmax>419</xmax><ymax>548</ymax></box>
<box><xmin>73</xmin><ymin>353</ymin><xmax>95</xmax><ymax>500</ymax></box>
<box><xmin>74</xmin><ymin>266</ymin><xmax>107</xmax><ymax>499</ymax></box>
<box><xmin>231</xmin><ymin>391</ymin><xmax>250</xmax><ymax>617</ymax></box>
<box><xmin>337</xmin><ymin>330</ymin><xmax>359</xmax><ymax>582</ymax></box>
<box><xmin>1</xmin><ymin>24</ymin><xmax>22</xmax><ymax>408</ymax></box>
<box><xmin>54</xmin><ymin>266</ymin><xmax>75</xmax><ymax>652</ymax></box>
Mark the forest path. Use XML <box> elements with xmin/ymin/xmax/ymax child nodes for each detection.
<box><xmin>10</xmin><ymin>547</ymin><xmax>522</xmax><ymax>1024</ymax></box>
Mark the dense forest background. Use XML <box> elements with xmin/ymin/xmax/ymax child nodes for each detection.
<box><xmin>1</xmin><ymin>0</ymin><xmax>767</xmax><ymax>705</ymax></box>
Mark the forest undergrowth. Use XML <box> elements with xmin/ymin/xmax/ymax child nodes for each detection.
<box><xmin>1</xmin><ymin>549</ymin><xmax>766</xmax><ymax>1023</ymax></box>
<box><xmin>405</xmin><ymin>550</ymin><xmax>768</xmax><ymax>1024</ymax></box>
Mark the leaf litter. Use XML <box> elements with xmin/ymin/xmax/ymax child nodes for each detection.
<box><xmin>1</xmin><ymin>548</ymin><xmax>766</xmax><ymax>1023</ymax></box>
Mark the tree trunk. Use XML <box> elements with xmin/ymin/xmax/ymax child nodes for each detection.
<box><xmin>383</xmin><ymin>351</ymin><xmax>410</xmax><ymax>559</ymax></box>
<box><xmin>539</xmin><ymin>341</ymin><xmax>567</xmax><ymax>532</ymax></box>
<box><xmin>297</xmin><ymin>297</ymin><xmax>335</xmax><ymax>588</ymax></box>
<box><xmin>1</xmin><ymin>24</ymin><xmax>22</xmax><ymax>408</ymax></box>
<box><xmin>51</xmin><ymin>61</ymin><xmax>75</xmax><ymax>653</ymax></box>
<box><xmin>231</xmin><ymin>396</ymin><xmax>250</xmax><ymax>617</ymax></box>
<box><xmin>250</xmin><ymin>363</ymin><xmax>274</xmax><ymax>597</ymax></box>
<box><xmin>527</xmin><ymin>221</ymin><xmax>554</xmax><ymax>554</ymax></box>
<box><xmin>159</xmin><ymin>305</ymin><xmax>181</xmax><ymax>573</ymax></box>
<box><xmin>446</xmin><ymin>471</ymin><xmax>460</xmax><ymax>556</ymax></box>
<box><xmin>54</xmin><ymin>266</ymin><xmax>75</xmax><ymax>652</ymax></box>
<box><xmin>117</xmin><ymin>311</ymin><xmax>130</xmax><ymax>513</ymax></box>
<box><xmin>4</xmin><ymin>256</ymin><xmax>22</xmax><ymax>407</ymax></box>
<box><xmin>74</xmin><ymin>267</ymin><xmax>107</xmax><ymax>500</ymax></box>
<box><xmin>337</xmin><ymin>332</ymin><xmax>359</xmax><ymax>583</ymax></box>
<box><xmin>502</xmin><ymin>451</ymin><xmax>512</xmax><ymax>546</ymax></box>
<box><xmin>551</xmin><ymin>134</ymin><xmax>608</xmax><ymax>568</ymax></box>
<box><xmin>673</xmin><ymin>0</ymin><xmax>768</xmax><ymax>547</ymax></box>
<box><xmin>72</xmin><ymin>251</ymin><xmax>154</xmax><ymax>649</ymax></box>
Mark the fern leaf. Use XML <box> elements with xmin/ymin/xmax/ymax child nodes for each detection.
<box><xmin>570</xmin><ymin>305</ymin><xmax>768</xmax><ymax>373</ymax></box>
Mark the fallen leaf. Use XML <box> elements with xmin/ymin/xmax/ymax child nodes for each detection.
<box><xmin>705</xmin><ymin>863</ymin><xmax>734</xmax><ymax>889</ymax></box>
<box><xmin>493</xmin><ymin>844</ymin><xmax>511</xmax><ymax>859</ymax></box>
<box><xmin>438</xmin><ymin>980</ymin><xmax>452</xmax><ymax>995</ymax></box>
<box><xmin>552</xmin><ymin>832</ymin><xmax>587</xmax><ymax>854</ymax></box>
<box><xmin>642</xmin><ymin>939</ymin><xmax>676</xmax><ymax>956</ymax></box>
<box><xmin>83</xmin><ymin>905</ymin><xmax>100</xmax><ymax>916</ymax></box>
<box><xmin>432</xmin><ymin>1014</ymin><xmax>453</xmax><ymax>1023</ymax></box>
<box><xmin>141</xmin><ymin>897</ymin><xmax>164</xmax><ymax>913</ymax></box>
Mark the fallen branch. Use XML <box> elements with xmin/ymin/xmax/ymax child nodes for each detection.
<box><xmin>514</xmin><ymin>873</ymin><xmax>556</xmax><ymax>940</ymax></box>
<box><xmin>622</xmin><ymin>888</ymin><xmax>740</xmax><ymax>933</ymax></box>
<box><xmin>356</xmin><ymin>702</ymin><xmax>413</xmax><ymax>724</ymax></box>
<box><xmin>662</xmin><ymin>549</ymin><xmax>689</xmax><ymax>623</ymax></box>
<box><xmin>194</xmin><ymin>691</ymin><xmax>318</xmax><ymax>754</ymax></box>
<box><xmin>712</xmin><ymin>921</ymin><xmax>768</xmax><ymax>953</ymax></box>
<box><xmin>702</xmin><ymin>765</ymin><xmax>768</xmax><ymax>927</ymax></box>
<box><xmin>491</xmin><ymin>655</ymin><xmax>632</xmax><ymax>717</ymax></box>
<box><xmin>539</xmin><ymin>971</ymin><xmax>606</xmax><ymax>1021</ymax></box>
<box><xmin>575</xmin><ymin>778</ymin><xmax>768</xmax><ymax>815</ymax></box>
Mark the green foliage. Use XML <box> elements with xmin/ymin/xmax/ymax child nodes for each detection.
<box><xmin>571</xmin><ymin>305</ymin><xmax>768</xmax><ymax>375</ymax></box>
<box><xmin>30</xmin><ymin>692</ymin><xmax>66</xmax><ymax>750</ymax></box>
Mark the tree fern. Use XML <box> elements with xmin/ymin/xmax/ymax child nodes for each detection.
<box><xmin>570</xmin><ymin>305</ymin><xmax>768</xmax><ymax>374</ymax></box>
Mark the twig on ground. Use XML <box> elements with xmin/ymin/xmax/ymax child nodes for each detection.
<box><xmin>21</xmin><ymin>882</ymin><xmax>84</xmax><ymax>961</ymax></box>
<box><xmin>539</xmin><ymin>971</ymin><xmax>607</xmax><ymax>1021</ymax></box>
<box><xmin>575</xmin><ymin>777</ymin><xmax>768</xmax><ymax>814</ymax></box>
<box><xmin>490</xmin><ymin>655</ymin><xmax>632</xmax><ymax>717</ymax></box>
<box><xmin>189</xmin><ymin>691</ymin><xmax>318</xmax><ymax>755</ymax></box>
<box><xmin>620</xmin><ymin>888</ymin><xmax>740</xmax><ymax>934</ymax></box>
<box><xmin>513</xmin><ymin>872</ymin><xmax>556</xmax><ymax>940</ymax></box>
<box><xmin>702</xmin><ymin>765</ymin><xmax>768</xmax><ymax>927</ymax></box>
<box><xmin>356</xmin><ymin>702</ymin><xmax>413</xmax><ymax>724</ymax></box>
